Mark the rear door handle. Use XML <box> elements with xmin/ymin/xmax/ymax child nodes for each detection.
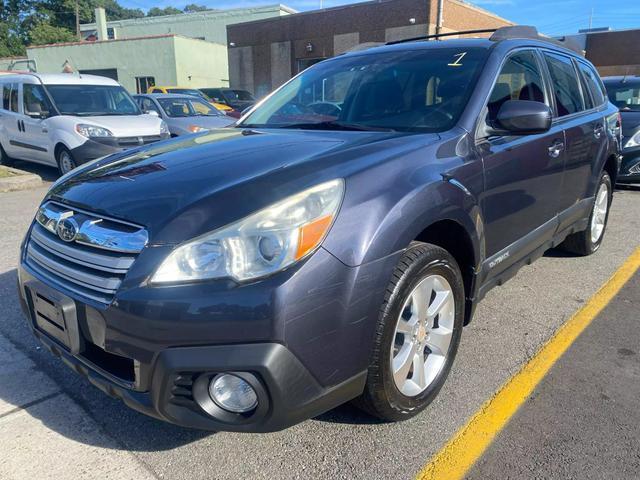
<box><xmin>548</xmin><ymin>141</ymin><xmax>564</xmax><ymax>158</ymax></box>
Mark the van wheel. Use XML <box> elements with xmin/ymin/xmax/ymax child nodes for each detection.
<box><xmin>0</xmin><ymin>144</ymin><xmax>14</xmax><ymax>167</ymax></box>
<box><xmin>56</xmin><ymin>147</ymin><xmax>77</xmax><ymax>175</ymax></box>
<box><xmin>561</xmin><ymin>171</ymin><xmax>612</xmax><ymax>256</ymax></box>
<box><xmin>355</xmin><ymin>242</ymin><xmax>464</xmax><ymax>421</ymax></box>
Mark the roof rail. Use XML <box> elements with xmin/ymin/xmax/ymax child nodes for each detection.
<box><xmin>386</xmin><ymin>25</ymin><xmax>584</xmax><ymax>55</ymax></box>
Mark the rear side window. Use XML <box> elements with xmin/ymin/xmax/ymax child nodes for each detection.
<box><xmin>487</xmin><ymin>50</ymin><xmax>546</xmax><ymax>122</ymax></box>
<box><xmin>1</xmin><ymin>84</ymin><xmax>8</xmax><ymax>110</ymax></box>
<box><xmin>576</xmin><ymin>62</ymin><xmax>605</xmax><ymax>108</ymax></box>
<box><xmin>2</xmin><ymin>83</ymin><xmax>19</xmax><ymax>112</ymax></box>
<box><xmin>543</xmin><ymin>52</ymin><xmax>584</xmax><ymax>117</ymax></box>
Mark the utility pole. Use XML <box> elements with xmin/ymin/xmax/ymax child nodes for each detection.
<box><xmin>435</xmin><ymin>0</ymin><xmax>444</xmax><ymax>38</ymax></box>
<box><xmin>588</xmin><ymin>7</ymin><xmax>594</xmax><ymax>30</ymax></box>
<box><xmin>75</xmin><ymin>0</ymin><xmax>81</xmax><ymax>41</ymax></box>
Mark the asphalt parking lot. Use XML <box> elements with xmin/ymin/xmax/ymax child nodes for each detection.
<box><xmin>0</xmin><ymin>164</ymin><xmax>639</xmax><ymax>480</ymax></box>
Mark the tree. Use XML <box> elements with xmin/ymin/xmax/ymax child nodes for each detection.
<box><xmin>184</xmin><ymin>4</ymin><xmax>208</xmax><ymax>13</ymax></box>
<box><xmin>29</xmin><ymin>22</ymin><xmax>75</xmax><ymax>46</ymax></box>
<box><xmin>147</xmin><ymin>6</ymin><xmax>182</xmax><ymax>17</ymax></box>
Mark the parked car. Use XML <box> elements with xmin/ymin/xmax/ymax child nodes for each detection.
<box><xmin>18</xmin><ymin>26</ymin><xmax>620</xmax><ymax>433</ymax></box>
<box><xmin>146</xmin><ymin>86</ymin><xmax>234</xmax><ymax>115</ymax></box>
<box><xmin>0</xmin><ymin>73</ymin><xmax>169</xmax><ymax>174</ymax></box>
<box><xmin>134</xmin><ymin>94</ymin><xmax>235</xmax><ymax>136</ymax></box>
<box><xmin>199</xmin><ymin>87</ymin><xmax>255</xmax><ymax>115</ymax></box>
<box><xmin>603</xmin><ymin>75</ymin><xmax>640</xmax><ymax>184</ymax></box>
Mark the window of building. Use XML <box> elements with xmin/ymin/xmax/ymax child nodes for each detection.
<box><xmin>543</xmin><ymin>52</ymin><xmax>584</xmax><ymax>117</ymax></box>
<box><xmin>486</xmin><ymin>50</ymin><xmax>547</xmax><ymax>123</ymax></box>
<box><xmin>23</xmin><ymin>84</ymin><xmax>54</xmax><ymax>118</ymax></box>
<box><xmin>136</xmin><ymin>76</ymin><xmax>156</xmax><ymax>94</ymax></box>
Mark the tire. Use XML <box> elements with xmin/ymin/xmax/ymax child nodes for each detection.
<box><xmin>561</xmin><ymin>171</ymin><xmax>612</xmax><ymax>256</ymax></box>
<box><xmin>0</xmin><ymin>144</ymin><xmax>14</xmax><ymax>167</ymax></box>
<box><xmin>356</xmin><ymin>242</ymin><xmax>465</xmax><ymax>421</ymax></box>
<box><xmin>56</xmin><ymin>147</ymin><xmax>77</xmax><ymax>176</ymax></box>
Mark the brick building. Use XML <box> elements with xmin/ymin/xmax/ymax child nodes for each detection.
<box><xmin>227</xmin><ymin>0</ymin><xmax>512</xmax><ymax>97</ymax></box>
<box><xmin>569</xmin><ymin>29</ymin><xmax>640</xmax><ymax>77</ymax></box>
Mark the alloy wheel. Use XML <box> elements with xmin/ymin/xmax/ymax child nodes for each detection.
<box><xmin>590</xmin><ymin>182</ymin><xmax>609</xmax><ymax>244</ymax></box>
<box><xmin>390</xmin><ymin>274</ymin><xmax>455</xmax><ymax>397</ymax></box>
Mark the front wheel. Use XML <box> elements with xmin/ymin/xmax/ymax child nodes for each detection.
<box><xmin>56</xmin><ymin>147</ymin><xmax>77</xmax><ymax>176</ymax></box>
<box><xmin>561</xmin><ymin>171</ymin><xmax>612</xmax><ymax>256</ymax></box>
<box><xmin>356</xmin><ymin>242</ymin><xmax>465</xmax><ymax>421</ymax></box>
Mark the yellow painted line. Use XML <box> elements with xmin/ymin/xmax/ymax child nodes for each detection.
<box><xmin>417</xmin><ymin>246</ymin><xmax>640</xmax><ymax>480</ymax></box>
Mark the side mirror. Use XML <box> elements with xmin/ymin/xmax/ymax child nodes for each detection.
<box><xmin>145</xmin><ymin>110</ymin><xmax>160</xmax><ymax>118</ymax></box>
<box><xmin>494</xmin><ymin>100</ymin><xmax>552</xmax><ymax>135</ymax></box>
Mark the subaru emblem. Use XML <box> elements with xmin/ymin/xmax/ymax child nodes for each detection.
<box><xmin>57</xmin><ymin>216</ymin><xmax>80</xmax><ymax>242</ymax></box>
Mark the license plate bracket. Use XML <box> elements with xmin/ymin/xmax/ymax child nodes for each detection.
<box><xmin>25</xmin><ymin>280</ymin><xmax>82</xmax><ymax>355</ymax></box>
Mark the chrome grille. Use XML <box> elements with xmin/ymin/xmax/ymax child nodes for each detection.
<box><xmin>25</xmin><ymin>202</ymin><xmax>148</xmax><ymax>305</ymax></box>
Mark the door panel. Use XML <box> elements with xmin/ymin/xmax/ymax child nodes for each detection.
<box><xmin>478</xmin><ymin>49</ymin><xmax>564</xmax><ymax>258</ymax></box>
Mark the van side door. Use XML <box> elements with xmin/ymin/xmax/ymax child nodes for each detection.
<box><xmin>1</xmin><ymin>82</ymin><xmax>24</xmax><ymax>158</ymax></box>
<box><xmin>477</xmin><ymin>49</ymin><xmax>565</xmax><ymax>269</ymax></box>
<box><xmin>540</xmin><ymin>51</ymin><xmax>599</xmax><ymax>230</ymax></box>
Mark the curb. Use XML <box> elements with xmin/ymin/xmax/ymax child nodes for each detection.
<box><xmin>0</xmin><ymin>166</ymin><xmax>42</xmax><ymax>193</ymax></box>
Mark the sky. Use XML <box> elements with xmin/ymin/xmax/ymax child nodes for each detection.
<box><xmin>119</xmin><ymin>0</ymin><xmax>640</xmax><ymax>36</ymax></box>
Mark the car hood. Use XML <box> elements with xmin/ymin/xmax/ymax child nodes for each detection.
<box><xmin>76</xmin><ymin>115</ymin><xmax>162</xmax><ymax>136</ymax></box>
<box><xmin>620</xmin><ymin>111</ymin><xmax>640</xmax><ymax>139</ymax></box>
<box><xmin>47</xmin><ymin>128</ymin><xmax>440</xmax><ymax>244</ymax></box>
<box><xmin>167</xmin><ymin>116</ymin><xmax>235</xmax><ymax>131</ymax></box>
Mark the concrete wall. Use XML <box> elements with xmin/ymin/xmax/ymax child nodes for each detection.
<box><xmin>80</xmin><ymin>5</ymin><xmax>293</xmax><ymax>47</ymax></box>
<box><xmin>173</xmin><ymin>36</ymin><xmax>228</xmax><ymax>87</ymax></box>
<box><xmin>227</xmin><ymin>0</ymin><xmax>512</xmax><ymax>93</ymax></box>
<box><xmin>28</xmin><ymin>35</ymin><xmax>230</xmax><ymax>92</ymax></box>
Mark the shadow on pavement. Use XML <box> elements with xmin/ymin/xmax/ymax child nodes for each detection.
<box><xmin>0</xmin><ymin>268</ymin><xmax>212</xmax><ymax>451</ymax></box>
<box><xmin>10</xmin><ymin>160</ymin><xmax>59</xmax><ymax>183</ymax></box>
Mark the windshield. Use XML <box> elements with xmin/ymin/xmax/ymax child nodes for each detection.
<box><xmin>46</xmin><ymin>84</ymin><xmax>140</xmax><ymax>116</ymax></box>
<box><xmin>227</xmin><ymin>89</ymin><xmax>254</xmax><ymax>101</ymax></box>
<box><xmin>167</xmin><ymin>88</ymin><xmax>209</xmax><ymax>100</ymax></box>
<box><xmin>158</xmin><ymin>97</ymin><xmax>223</xmax><ymax>117</ymax></box>
<box><xmin>240</xmin><ymin>47</ymin><xmax>488</xmax><ymax>133</ymax></box>
<box><xmin>606</xmin><ymin>82</ymin><xmax>640</xmax><ymax>112</ymax></box>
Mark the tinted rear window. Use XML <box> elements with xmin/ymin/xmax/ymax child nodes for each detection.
<box><xmin>577</xmin><ymin>62</ymin><xmax>605</xmax><ymax>108</ymax></box>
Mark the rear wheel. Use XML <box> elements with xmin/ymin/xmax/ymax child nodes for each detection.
<box><xmin>561</xmin><ymin>171</ymin><xmax>612</xmax><ymax>256</ymax></box>
<box><xmin>56</xmin><ymin>147</ymin><xmax>77</xmax><ymax>176</ymax></box>
<box><xmin>356</xmin><ymin>242</ymin><xmax>464</xmax><ymax>421</ymax></box>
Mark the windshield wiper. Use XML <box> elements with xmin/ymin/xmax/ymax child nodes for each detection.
<box><xmin>242</xmin><ymin>121</ymin><xmax>395</xmax><ymax>132</ymax></box>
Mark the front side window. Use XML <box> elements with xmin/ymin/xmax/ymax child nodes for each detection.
<box><xmin>23</xmin><ymin>84</ymin><xmax>54</xmax><ymax>118</ymax></box>
<box><xmin>543</xmin><ymin>52</ymin><xmax>584</xmax><ymax>117</ymax></box>
<box><xmin>158</xmin><ymin>97</ymin><xmax>223</xmax><ymax>117</ymax></box>
<box><xmin>605</xmin><ymin>82</ymin><xmax>640</xmax><ymax>112</ymax></box>
<box><xmin>45</xmin><ymin>84</ymin><xmax>140</xmax><ymax>116</ymax></box>
<box><xmin>240</xmin><ymin>47</ymin><xmax>488</xmax><ymax>133</ymax></box>
<box><xmin>486</xmin><ymin>50</ymin><xmax>547</xmax><ymax>123</ymax></box>
<box><xmin>138</xmin><ymin>97</ymin><xmax>160</xmax><ymax>114</ymax></box>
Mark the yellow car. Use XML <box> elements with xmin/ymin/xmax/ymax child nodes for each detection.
<box><xmin>147</xmin><ymin>86</ymin><xmax>234</xmax><ymax>113</ymax></box>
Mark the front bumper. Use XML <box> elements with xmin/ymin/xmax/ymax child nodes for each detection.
<box><xmin>617</xmin><ymin>148</ymin><xmax>640</xmax><ymax>184</ymax></box>
<box><xmin>18</xmin><ymin>242</ymin><xmax>397</xmax><ymax>431</ymax></box>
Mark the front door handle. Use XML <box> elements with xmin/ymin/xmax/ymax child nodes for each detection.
<box><xmin>548</xmin><ymin>141</ymin><xmax>564</xmax><ymax>158</ymax></box>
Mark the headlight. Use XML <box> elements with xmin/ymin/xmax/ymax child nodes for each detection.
<box><xmin>624</xmin><ymin>131</ymin><xmax>640</xmax><ymax>149</ymax></box>
<box><xmin>75</xmin><ymin>124</ymin><xmax>113</xmax><ymax>138</ymax></box>
<box><xmin>160</xmin><ymin>121</ymin><xmax>170</xmax><ymax>135</ymax></box>
<box><xmin>152</xmin><ymin>179</ymin><xmax>344</xmax><ymax>283</ymax></box>
<box><xmin>188</xmin><ymin>125</ymin><xmax>208</xmax><ymax>133</ymax></box>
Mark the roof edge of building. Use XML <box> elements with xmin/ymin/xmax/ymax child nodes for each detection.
<box><xmin>80</xmin><ymin>4</ymin><xmax>297</xmax><ymax>30</ymax></box>
<box><xmin>26</xmin><ymin>34</ymin><xmax>225</xmax><ymax>50</ymax></box>
<box><xmin>452</xmin><ymin>0</ymin><xmax>513</xmax><ymax>25</ymax></box>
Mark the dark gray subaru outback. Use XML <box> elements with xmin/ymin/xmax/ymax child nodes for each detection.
<box><xmin>18</xmin><ymin>26</ymin><xmax>620</xmax><ymax>432</ymax></box>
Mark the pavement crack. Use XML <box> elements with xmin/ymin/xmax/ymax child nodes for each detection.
<box><xmin>0</xmin><ymin>391</ymin><xmax>63</xmax><ymax>420</ymax></box>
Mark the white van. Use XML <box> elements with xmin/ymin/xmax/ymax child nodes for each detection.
<box><xmin>0</xmin><ymin>73</ymin><xmax>169</xmax><ymax>174</ymax></box>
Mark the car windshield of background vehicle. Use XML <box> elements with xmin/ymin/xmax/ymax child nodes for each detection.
<box><xmin>606</xmin><ymin>82</ymin><xmax>640</xmax><ymax>112</ymax></box>
<box><xmin>228</xmin><ymin>89</ymin><xmax>254</xmax><ymax>101</ymax></box>
<box><xmin>158</xmin><ymin>97</ymin><xmax>223</xmax><ymax>117</ymax></box>
<box><xmin>167</xmin><ymin>88</ymin><xmax>209</xmax><ymax>99</ymax></box>
<box><xmin>240</xmin><ymin>47</ymin><xmax>489</xmax><ymax>133</ymax></box>
<box><xmin>45</xmin><ymin>85</ymin><xmax>140</xmax><ymax>116</ymax></box>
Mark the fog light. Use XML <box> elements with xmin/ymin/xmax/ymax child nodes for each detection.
<box><xmin>209</xmin><ymin>374</ymin><xmax>258</xmax><ymax>413</ymax></box>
